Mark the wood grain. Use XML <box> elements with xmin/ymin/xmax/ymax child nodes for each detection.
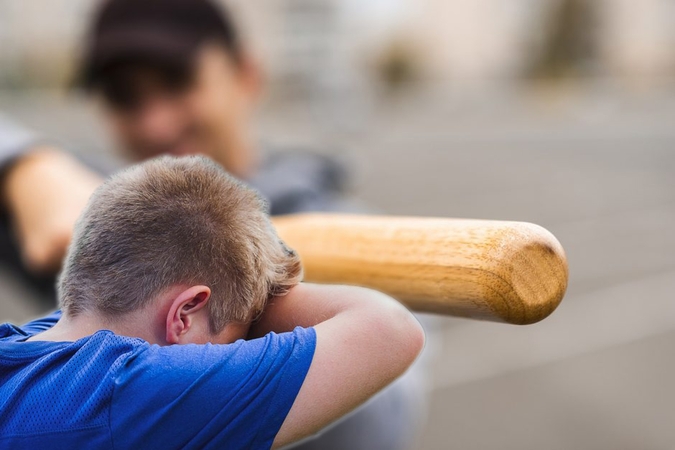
<box><xmin>272</xmin><ymin>214</ymin><xmax>568</xmax><ymax>325</ymax></box>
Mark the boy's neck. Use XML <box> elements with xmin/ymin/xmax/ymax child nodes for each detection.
<box><xmin>26</xmin><ymin>311</ymin><xmax>161</xmax><ymax>344</ymax></box>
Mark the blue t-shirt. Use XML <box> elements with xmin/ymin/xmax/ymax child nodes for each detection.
<box><xmin>0</xmin><ymin>311</ymin><xmax>316</xmax><ymax>449</ymax></box>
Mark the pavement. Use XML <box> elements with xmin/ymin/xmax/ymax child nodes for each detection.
<box><xmin>1</xmin><ymin>83</ymin><xmax>674</xmax><ymax>449</ymax></box>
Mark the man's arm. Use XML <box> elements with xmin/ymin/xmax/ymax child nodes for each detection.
<box><xmin>1</xmin><ymin>148</ymin><xmax>102</xmax><ymax>274</ymax></box>
<box><xmin>248</xmin><ymin>282</ymin><xmax>425</xmax><ymax>449</ymax></box>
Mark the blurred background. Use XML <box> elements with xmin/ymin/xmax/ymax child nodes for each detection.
<box><xmin>1</xmin><ymin>0</ymin><xmax>674</xmax><ymax>448</ymax></box>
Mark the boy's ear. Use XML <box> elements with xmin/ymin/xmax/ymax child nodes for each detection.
<box><xmin>165</xmin><ymin>285</ymin><xmax>211</xmax><ymax>344</ymax></box>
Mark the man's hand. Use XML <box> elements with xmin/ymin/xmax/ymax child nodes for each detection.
<box><xmin>249</xmin><ymin>283</ymin><xmax>425</xmax><ymax>449</ymax></box>
<box><xmin>2</xmin><ymin>148</ymin><xmax>102</xmax><ymax>274</ymax></box>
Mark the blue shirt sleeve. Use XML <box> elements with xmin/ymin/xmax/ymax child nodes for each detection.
<box><xmin>109</xmin><ymin>326</ymin><xmax>316</xmax><ymax>450</ymax></box>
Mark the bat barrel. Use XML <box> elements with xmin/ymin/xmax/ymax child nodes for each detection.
<box><xmin>272</xmin><ymin>214</ymin><xmax>568</xmax><ymax>325</ymax></box>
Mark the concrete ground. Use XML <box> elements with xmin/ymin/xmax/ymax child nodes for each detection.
<box><xmin>1</xmin><ymin>83</ymin><xmax>674</xmax><ymax>449</ymax></box>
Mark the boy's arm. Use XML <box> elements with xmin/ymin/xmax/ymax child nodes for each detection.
<box><xmin>249</xmin><ymin>282</ymin><xmax>425</xmax><ymax>449</ymax></box>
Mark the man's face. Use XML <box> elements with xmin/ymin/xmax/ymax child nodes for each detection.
<box><xmin>99</xmin><ymin>44</ymin><xmax>260</xmax><ymax>178</ymax></box>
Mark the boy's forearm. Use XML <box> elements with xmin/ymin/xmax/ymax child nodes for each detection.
<box><xmin>248</xmin><ymin>283</ymin><xmax>404</xmax><ymax>339</ymax></box>
<box><xmin>248</xmin><ymin>283</ymin><xmax>344</xmax><ymax>338</ymax></box>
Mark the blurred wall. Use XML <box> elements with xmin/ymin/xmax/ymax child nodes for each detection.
<box><xmin>600</xmin><ymin>0</ymin><xmax>675</xmax><ymax>80</ymax></box>
<box><xmin>1</xmin><ymin>0</ymin><xmax>675</xmax><ymax>90</ymax></box>
<box><xmin>0</xmin><ymin>0</ymin><xmax>95</xmax><ymax>87</ymax></box>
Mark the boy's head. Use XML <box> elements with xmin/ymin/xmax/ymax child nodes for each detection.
<box><xmin>79</xmin><ymin>0</ymin><xmax>261</xmax><ymax>178</ymax></box>
<box><xmin>58</xmin><ymin>156</ymin><xmax>301</xmax><ymax>344</ymax></box>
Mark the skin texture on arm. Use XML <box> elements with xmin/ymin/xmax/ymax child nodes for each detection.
<box><xmin>1</xmin><ymin>148</ymin><xmax>102</xmax><ymax>274</ymax></box>
<box><xmin>249</xmin><ymin>283</ymin><xmax>425</xmax><ymax>449</ymax></box>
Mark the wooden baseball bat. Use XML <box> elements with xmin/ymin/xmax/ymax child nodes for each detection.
<box><xmin>272</xmin><ymin>214</ymin><xmax>568</xmax><ymax>325</ymax></box>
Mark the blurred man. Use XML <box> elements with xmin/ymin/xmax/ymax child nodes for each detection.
<box><xmin>0</xmin><ymin>0</ymin><xmax>428</xmax><ymax>448</ymax></box>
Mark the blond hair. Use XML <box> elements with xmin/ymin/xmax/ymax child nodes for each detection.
<box><xmin>59</xmin><ymin>155</ymin><xmax>302</xmax><ymax>333</ymax></box>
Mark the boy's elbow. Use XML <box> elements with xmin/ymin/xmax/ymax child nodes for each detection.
<box><xmin>373</xmin><ymin>300</ymin><xmax>426</xmax><ymax>372</ymax></box>
<box><xmin>400</xmin><ymin>309</ymin><xmax>426</xmax><ymax>366</ymax></box>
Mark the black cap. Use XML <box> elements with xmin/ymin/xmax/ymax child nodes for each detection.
<box><xmin>78</xmin><ymin>0</ymin><xmax>240</xmax><ymax>88</ymax></box>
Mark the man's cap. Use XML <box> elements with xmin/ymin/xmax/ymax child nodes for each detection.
<box><xmin>78</xmin><ymin>0</ymin><xmax>240</xmax><ymax>88</ymax></box>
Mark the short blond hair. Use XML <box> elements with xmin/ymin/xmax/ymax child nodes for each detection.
<box><xmin>59</xmin><ymin>155</ymin><xmax>302</xmax><ymax>333</ymax></box>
